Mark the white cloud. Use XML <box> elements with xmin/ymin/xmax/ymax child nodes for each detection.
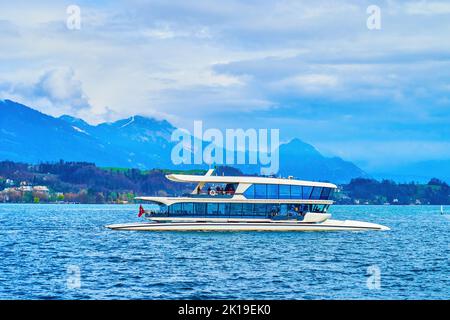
<box><xmin>36</xmin><ymin>68</ymin><xmax>88</xmax><ymax>105</ymax></box>
<box><xmin>0</xmin><ymin>0</ymin><xmax>450</xmax><ymax>170</ymax></box>
<box><xmin>276</xmin><ymin>74</ymin><xmax>339</xmax><ymax>93</ymax></box>
<box><xmin>0</xmin><ymin>67</ymin><xmax>90</xmax><ymax>117</ymax></box>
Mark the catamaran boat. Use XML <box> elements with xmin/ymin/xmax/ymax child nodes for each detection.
<box><xmin>106</xmin><ymin>169</ymin><xmax>389</xmax><ymax>231</ymax></box>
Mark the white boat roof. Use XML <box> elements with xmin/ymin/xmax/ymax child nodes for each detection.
<box><xmin>166</xmin><ymin>174</ymin><xmax>337</xmax><ymax>189</ymax></box>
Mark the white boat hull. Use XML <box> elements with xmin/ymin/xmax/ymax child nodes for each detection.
<box><xmin>106</xmin><ymin>219</ymin><xmax>389</xmax><ymax>231</ymax></box>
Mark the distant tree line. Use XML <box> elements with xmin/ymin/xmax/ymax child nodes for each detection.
<box><xmin>0</xmin><ymin>160</ymin><xmax>449</xmax><ymax>204</ymax></box>
<box><xmin>335</xmin><ymin>178</ymin><xmax>450</xmax><ymax>205</ymax></box>
<box><xmin>0</xmin><ymin>160</ymin><xmax>196</xmax><ymax>203</ymax></box>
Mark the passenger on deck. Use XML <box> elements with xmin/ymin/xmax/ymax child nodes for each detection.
<box><xmin>225</xmin><ymin>184</ymin><xmax>235</xmax><ymax>195</ymax></box>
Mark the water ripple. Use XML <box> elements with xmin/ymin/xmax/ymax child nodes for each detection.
<box><xmin>0</xmin><ymin>204</ymin><xmax>448</xmax><ymax>299</ymax></box>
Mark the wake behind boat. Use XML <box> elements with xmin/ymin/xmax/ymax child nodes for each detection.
<box><xmin>106</xmin><ymin>169</ymin><xmax>389</xmax><ymax>231</ymax></box>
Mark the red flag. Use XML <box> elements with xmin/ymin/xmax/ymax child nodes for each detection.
<box><xmin>138</xmin><ymin>204</ymin><xmax>145</xmax><ymax>217</ymax></box>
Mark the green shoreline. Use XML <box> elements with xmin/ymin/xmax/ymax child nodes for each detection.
<box><xmin>1</xmin><ymin>161</ymin><xmax>449</xmax><ymax>205</ymax></box>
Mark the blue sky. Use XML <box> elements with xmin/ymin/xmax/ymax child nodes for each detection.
<box><xmin>1</xmin><ymin>0</ymin><xmax>450</xmax><ymax>173</ymax></box>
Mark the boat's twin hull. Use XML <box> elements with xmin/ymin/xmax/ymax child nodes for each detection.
<box><xmin>106</xmin><ymin>219</ymin><xmax>389</xmax><ymax>231</ymax></box>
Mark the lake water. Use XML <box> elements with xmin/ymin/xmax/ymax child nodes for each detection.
<box><xmin>0</xmin><ymin>204</ymin><xmax>448</xmax><ymax>299</ymax></box>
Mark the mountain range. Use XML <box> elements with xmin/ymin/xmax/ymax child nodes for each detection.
<box><xmin>0</xmin><ymin>99</ymin><xmax>368</xmax><ymax>183</ymax></box>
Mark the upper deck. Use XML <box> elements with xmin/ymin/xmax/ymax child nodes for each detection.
<box><xmin>136</xmin><ymin>170</ymin><xmax>336</xmax><ymax>218</ymax></box>
<box><xmin>166</xmin><ymin>173</ymin><xmax>337</xmax><ymax>189</ymax></box>
<box><xmin>136</xmin><ymin>170</ymin><xmax>337</xmax><ymax>206</ymax></box>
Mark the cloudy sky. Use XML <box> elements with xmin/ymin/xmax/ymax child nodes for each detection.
<box><xmin>1</xmin><ymin>0</ymin><xmax>450</xmax><ymax>173</ymax></box>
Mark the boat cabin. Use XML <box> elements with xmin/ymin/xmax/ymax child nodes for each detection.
<box><xmin>136</xmin><ymin>170</ymin><xmax>337</xmax><ymax>221</ymax></box>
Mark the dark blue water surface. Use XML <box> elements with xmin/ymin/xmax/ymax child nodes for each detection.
<box><xmin>0</xmin><ymin>204</ymin><xmax>448</xmax><ymax>299</ymax></box>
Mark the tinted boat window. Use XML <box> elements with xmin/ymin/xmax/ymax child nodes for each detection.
<box><xmin>255</xmin><ymin>184</ymin><xmax>267</xmax><ymax>199</ymax></box>
<box><xmin>254</xmin><ymin>204</ymin><xmax>267</xmax><ymax>216</ymax></box>
<box><xmin>207</xmin><ymin>203</ymin><xmax>218</xmax><ymax>215</ymax></box>
<box><xmin>225</xmin><ymin>203</ymin><xmax>232</xmax><ymax>216</ymax></box>
<box><xmin>267</xmin><ymin>184</ymin><xmax>278</xmax><ymax>199</ymax></box>
<box><xmin>300</xmin><ymin>204</ymin><xmax>310</xmax><ymax>213</ymax></box>
<box><xmin>183</xmin><ymin>202</ymin><xmax>194</xmax><ymax>215</ymax></box>
<box><xmin>243</xmin><ymin>185</ymin><xmax>255</xmax><ymax>198</ymax></box>
<box><xmin>279</xmin><ymin>204</ymin><xmax>288</xmax><ymax>216</ymax></box>
<box><xmin>312</xmin><ymin>204</ymin><xmax>326</xmax><ymax>212</ymax></box>
<box><xmin>302</xmin><ymin>186</ymin><xmax>313</xmax><ymax>199</ymax></box>
<box><xmin>230</xmin><ymin>203</ymin><xmax>242</xmax><ymax>216</ymax></box>
<box><xmin>242</xmin><ymin>203</ymin><xmax>254</xmax><ymax>217</ymax></box>
<box><xmin>311</xmin><ymin>187</ymin><xmax>323</xmax><ymax>199</ymax></box>
<box><xmin>320</xmin><ymin>188</ymin><xmax>332</xmax><ymax>200</ymax></box>
<box><xmin>290</xmin><ymin>185</ymin><xmax>302</xmax><ymax>199</ymax></box>
<box><xmin>268</xmin><ymin>204</ymin><xmax>279</xmax><ymax>217</ymax></box>
<box><xmin>170</xmin><ymin>203</ymin><xmax>182</xmax><ymax>215</ymax></box>
<box><xmin>218</xmin><ymin>203</ymin><xmax>226</xmax><ymax>215</ymax></box>
<box><xmin>194</xmin><ymin>203</ymin><xmax>206</xmax><ymax>216</ymax></box>
<box><xmin>287</xmin><ymin>204</ymin><xmax>297</xmax><ymax>216</ymax></box>
<box><xmin>151</xmin><ymin>203</ymin><xmax>168</xmax><ymax>214</ymax></box>
<box><xmin>279</xmin><ymin>185</ymin><xmax>291</xmax><ymax>199</ymax></box>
